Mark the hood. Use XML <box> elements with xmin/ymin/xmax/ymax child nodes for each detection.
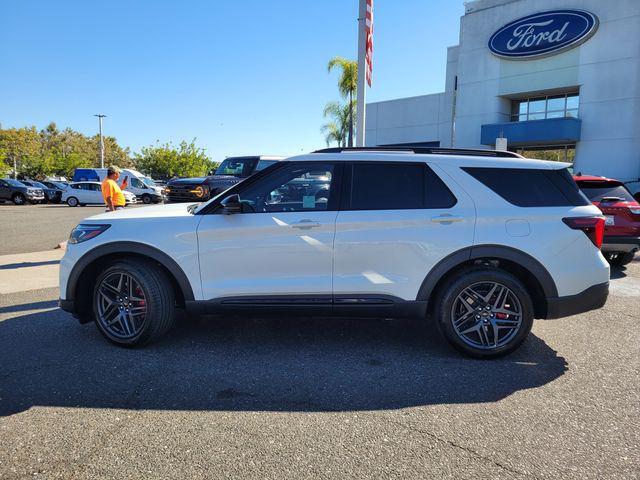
<box><xmin>86</xmin><ymin>202</ymin><xmax>196</xmax><ymax>221</ymax></box>
<box><xmin>168</xmin><ymin>177</ymin><xmax>207</xmax><ymax>186</ymax></box>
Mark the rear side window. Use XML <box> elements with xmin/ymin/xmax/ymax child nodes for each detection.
<box><xmin>577</xmin><ymin>183</ymin><xmax>635</xmax><ymax>202</ymax></box>
<box><xmin>347</xmin><ymin>162</ymin><xmax>457</xmax><ymax>210</ymax></box>
<box><xmin>463</xmin><ymin>167</ymin><xmax>590</xmax><ymax>207</ymax></box>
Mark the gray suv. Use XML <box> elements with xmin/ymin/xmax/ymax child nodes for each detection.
<box><xmin>0</xmin><ymin>178</ymin><xmax>45</xmax><ymax>205</ymax></box>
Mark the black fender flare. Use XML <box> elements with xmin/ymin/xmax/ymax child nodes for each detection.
<box><xmin>66</xmin><ymin>241</ymin><xmax>195</xmax><ymax>301</ymax></box>
<box><xmin>416</xmin><ymin>244</ymin><xmax>558</xmax><ymax>301</ymax></box>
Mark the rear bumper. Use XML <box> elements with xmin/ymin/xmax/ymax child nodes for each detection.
<box><xmin>602</xmin><ymin>236</ymin><xmax>640</xmax><ymax>253</ymax></box>
<box><xmin>545</xmin><ymin>281</ymin><xmax>609</xmax><ymax>319</ymax></box>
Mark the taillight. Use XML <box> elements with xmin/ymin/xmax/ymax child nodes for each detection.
<box><xmin>562</xmin><ymin>216</ymin><xmax>605</xmax><ymax>249</ymax></box>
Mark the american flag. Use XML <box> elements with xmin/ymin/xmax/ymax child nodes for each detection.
<box><xmin>365</xmin><ymin>0</ymin><xmax>373</xmax><ymax>86</ymax></box>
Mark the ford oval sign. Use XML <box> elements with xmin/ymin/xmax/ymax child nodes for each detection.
<box><xmin>489</xmin><ymin>10</ymin><xmax>598</xmax><ymax>59</ymax></box>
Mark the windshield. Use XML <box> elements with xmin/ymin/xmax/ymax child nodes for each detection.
<box><xmin>579</xmin><ymin>184</ymin><xmax>635</xmax><ymax>202</ymax></box>
<box><xmin>4</xmin><ymin>179</ymin><xmax>25</xmax><ymax>187</ymax></box>
<box><xmin>30</xmin><ymin>181</ymin><xmax>47</xmax><ymax>189</ymax></box>
<box><xmin>142</xmin><ymin>177</ymin><xmax>156</xmax><ymax>187</ymax></box>
<box><xmin>215</xmin><ymin>157</ymin><xmax>255</xmax><ymax>177</ymax></box>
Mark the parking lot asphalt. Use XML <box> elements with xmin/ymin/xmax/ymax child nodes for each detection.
<box><xmin>0</xmin><ymin>203</ymin><xmax>146</xmax><ymax>255</ymax></box>
<box><xmin>0</xmin><ymin>205</ymin><xmax>638</xmax><ymax>479</ymax></box>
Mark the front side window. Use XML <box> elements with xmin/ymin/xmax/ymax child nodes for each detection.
<box><xmin>130</xmin><ymin>177</ymin><xmax>144</xmax><ymax>188</ymax></box>
<box><xmin>347</xmin><ymin>162</ymin><xmax>457</xmax><ymax>210</ymax></box>
<box><xmin>229</xmin><ymin>163</ymin><xmax>336</xmax><ymax>213</ymax></box>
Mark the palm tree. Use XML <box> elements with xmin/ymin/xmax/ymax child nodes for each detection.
<box><xmin>327</xmin><ymin>57</ymin><xmax>357</xmax><ymax>147</ymax></box>
<box><xmin>321</xmin><ymin>101</ymin><xmax>351</xmax><ymax>147</ymax></box>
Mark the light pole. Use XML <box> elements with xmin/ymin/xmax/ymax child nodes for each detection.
<box><xmin>94</xmin><ymin>114</ymin><xmax>107</xmax><ymax>168</ymax></box>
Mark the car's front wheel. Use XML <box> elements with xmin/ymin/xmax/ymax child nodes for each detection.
<box><xmin>435</xmin><ymin>267</ymin><xmax>534</xmax><ymax>358</ymax></box>
<box><xmin>12</xmin><ymin>193</ymin><xmax>25</xmax><ymax>205</ymax></box>
<box><xmin>66</xmin><ymin>197</ymin><xmax>79</xmax><ymax>207</ymax></box>
<box><xmin>93</xmin><ymin>259</ymin><xmax>175</xmax><ymax>347</ymax></box>
<box><xmin>141</xmin><ymin>194</ymin><xmax>152</xmax><ymax>204</ymax></box>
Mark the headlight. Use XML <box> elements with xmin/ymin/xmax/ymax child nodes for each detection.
<box><xmin>69</xmin><ymin>224</ymin><xmax>110</xmax><ymax>244</ymax></box>
<box><xmin>190</xmin><ymin>185</ymin><xmax>209</xmax><ymax>198</ymax></box>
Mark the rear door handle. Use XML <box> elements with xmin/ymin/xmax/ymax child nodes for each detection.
<box><xmin>291</xmin><ymin>219</ymin><xmax>321</xmax><ymax>229</ymax></box>
<box><xmin>431</xmin><ymin>215</ymin><xmax>464</xmax><ymax>224</ymax></box>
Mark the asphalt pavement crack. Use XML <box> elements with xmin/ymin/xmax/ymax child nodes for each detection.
<box><xmin>382</xmin><ymin>416</ymin><xmax>532</xmax><ymax>478</ymax></box>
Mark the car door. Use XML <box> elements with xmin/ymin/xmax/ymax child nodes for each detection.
<box><xmin>0</xmin><ymin>180</ymin><xmax>11</xmax><ymax>199</ymax></box>
<box><xmin>196</xmin><ymin>161</ymin><xmax>341</xmax><ymax>303</ymax></box>
<box><xmin>333</xmin><ymin>161</ymin><xmax>476</xmax><ymax>303</ymax></box>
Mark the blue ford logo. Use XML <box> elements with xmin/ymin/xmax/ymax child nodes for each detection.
<box><xmin>489</xmin><ymin>10</ymin><xmax>598</xmax><ymax>59</ymax></box>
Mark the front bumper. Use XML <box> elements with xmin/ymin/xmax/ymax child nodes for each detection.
<box><xmin>545</xmin><ymin>282</ymin><xmax>609</xmax><ymax>319</ymax></box>
<box><xmin>602</xmin><ymin>236</ymin><xmax>640</xmax><ymax>253</ymax></box>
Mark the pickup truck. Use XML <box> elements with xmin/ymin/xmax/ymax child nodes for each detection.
<box><xmin>166</xmin><ymin>156</ymin><xmax>284</xmax><ymax>202</ymax></box>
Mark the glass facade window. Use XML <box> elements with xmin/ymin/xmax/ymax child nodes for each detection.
<box><xmin>514</xmin><ymin>144</ymin><xmax>576</xmax><ymax>164</ymax></box>
<box><xmin>511</xmin><ymin>93</ymin><xmax>579</xmax><ymax>122</ymax></box>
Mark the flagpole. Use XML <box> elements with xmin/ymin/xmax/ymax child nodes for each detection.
<box><xmin>355</xmin><ymin>0</ymin><xmax>367</xmax><ymax>147</ymax></box>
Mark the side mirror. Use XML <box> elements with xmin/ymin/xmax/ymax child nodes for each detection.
<box><xmin>221</xmin><ymin>194</ymin><xmax>242</xmax><ymax>214</ymax></box>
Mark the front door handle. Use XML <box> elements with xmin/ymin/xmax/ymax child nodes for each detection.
<box><xmin>291</xmin><ymin>219</ymin><xmax>321</xmax><ymax>229</ymax></box>
<box><xmin>431</xmin><ymin>215</ymin><xmax>464</xmax><ymax>224</ymax></box>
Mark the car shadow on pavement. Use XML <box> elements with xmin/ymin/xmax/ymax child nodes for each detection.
<box><xmin>0</xmin><ymin>306</ymin><xmax>568</xmax><ymax>416</ymax></box>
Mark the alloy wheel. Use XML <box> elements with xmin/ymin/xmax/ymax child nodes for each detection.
<box><xmin>450</xmin><ymin>281</ymin><xmax>523</xmax><ymax>350</ymax></box>
<box><xmin>96</xmin><ymin>272</ymin><xmax>147</xmax><ymax>340</ymax></box>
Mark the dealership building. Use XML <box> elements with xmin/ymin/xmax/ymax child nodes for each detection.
<box><xmin>365</xmin><ymin>0</ymin><xmax>640</xmax><ymax>181</ymax></box>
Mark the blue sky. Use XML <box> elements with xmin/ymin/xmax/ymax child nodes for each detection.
<box><xmin>0</xmin><ymin>1</ymin><xmax>463</xmax><ymax>160</ymax></box>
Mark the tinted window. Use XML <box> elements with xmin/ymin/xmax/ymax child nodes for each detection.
<box><xmin>348</xmin><ymin>162</ymin><xmax>456</xmax><ymax>210</ymax></box>
<box><xmin>577</xmin><ymin>183</ymin><xmax>635</xmax><ymax>202</ymax></box>
<box><xmin>255</xmin><ymin>160</ymin><xmax>277</xmax><ymax>171</ymax></box>
<box><xmin>233</xmin><ymin>163</ymin><xmax>336</xmax><ymax>213</ymax></box>
<box><xmin>215</xmin><ymin>157</ymin><xmax>256</xmax><ymax>177</ymax></box>
<box><xmin>463</xmin><ymin>167</ymin><xmax>590</xmax><ymax>207</ymax></box>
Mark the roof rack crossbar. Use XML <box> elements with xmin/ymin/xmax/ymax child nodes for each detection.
<box><xmin>313</xmin><ymin>146</ymin><xmax>523</xmax><ymax>159</ymax></box>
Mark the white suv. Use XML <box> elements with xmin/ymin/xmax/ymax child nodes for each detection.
<box><xmin>59</xmin><ymin>147</ymin><xmax>610</xmax><ymax>357</ymax></box>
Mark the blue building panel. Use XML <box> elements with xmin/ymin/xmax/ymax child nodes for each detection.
<box><xmin>481</xmin><ymin>117</ymin><xmax>582</xmax><ymax>146</ymax></box>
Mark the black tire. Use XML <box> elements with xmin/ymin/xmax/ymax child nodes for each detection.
<box><xmin>141</xmin><ymin>194</ymin><xmax>152</xmax><ymax>204</ymax></box>
<box><xmin>607</xmin><ymin>252</ymin><xmax>635</xmax><ymax>267</ymax></box>
<box><xmin>67</xmin><ymin>196</ymin><xmax>79</xmax><ymax>207</ymax></box>
<box><xmin>434</xmin><ymin>267</ymin><xmax>534</xmax><ymax>359</ymax></box>
<box><xmin>12</xmin><ymin>193</ymin><xmax>25</xmax><ymax>205</ymax></box>
<box><xmin>92</xmin><ymin>259</ymin><xmax>175</xmax><ymax>347</ymax></box>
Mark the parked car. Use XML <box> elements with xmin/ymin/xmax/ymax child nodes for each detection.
<box><xmin>62</xmin><ymin>181</ymin><xmax>137</xmax><ymax>207</ymax></box>
<box><xmin>41</xmin><ymin>180</ymin><xmax>69</xmax><ymax>192</ymax></box>
<box><xmin>624</xmin><ymin>180</ymin><xmax>640</xmax><ymax>203</ymax></box>
<box><xmin>21</xmin><ymin>180</ymin><xmax>63</xmax><ymax>204</ymax></box>
<box><xmin>73</xmin><ymin>168</ymin><xmax>164</xmax><ymax>204</ymax></box>
<box><xmin>59</xmin><ymin>147</ymin><xmax>610</xmax><ymax>358</ymax></box>
<box><xmin>166</xmin><ymin>155</ymin><xmax>284</xmax><ymax>202</ymax></box>
<box><xmin>574</xmin><ymin>175</ymin><xmax>640</xmax><ymax>266</ymax></box>
<box><xmin>0</xmin><ymin>178</ymin><xmax>45</xmax><ymax>205</ymax></box>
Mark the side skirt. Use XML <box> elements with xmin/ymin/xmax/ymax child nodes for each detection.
<box><xmin>185</xmin><ymin>294</ymin><xmax>428</xmax><ymax>319</ymax></box>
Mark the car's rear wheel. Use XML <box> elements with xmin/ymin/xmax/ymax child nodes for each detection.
<box><xmin>606</xmin><ymin>252</ymin><xmax>635</xmax><ymax>267</ymax></box>
<box><xmin>67</xmin><ymin>196</ymin><xmax>79</xmax><ymax>207</ymax></box>
<box><xmin>12</xmin><ymin>193</ymin><xmax>25</xmax><ymax>205</ymax></box>
<box><xmin>93</xmin><ymin>259</ymin><xmax>175</xmax><ymax>347</ymax></box>
<box><xmin>435</xmin><ymin>267</ymin><xmax>534</xmax><ymax>358</ymax></box>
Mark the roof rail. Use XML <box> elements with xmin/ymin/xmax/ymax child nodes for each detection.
<box><xmin>313</xmin><ymin>146</ymin><xmax>523</xmax><ymax>159</ymax></box>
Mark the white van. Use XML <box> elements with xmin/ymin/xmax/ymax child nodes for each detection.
<box><xmin>72</xmin><ymin>168</ymin><xmax>165</xmax><ymax>204</ymax></box>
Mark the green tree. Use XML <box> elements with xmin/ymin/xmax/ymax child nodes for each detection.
<box><xmin>327</xmin><ymin>56</ymin><xmax>357</xmax><ymax>147</ymax></box>
<box><xmin>134</xmin><ymin>140</ymin><xmax>213</xmax><ymax>179</ymax></box>
<box><xmin>321</xmin><ymin>101</ymin><xmax>351</xmax><ymax>147</ymax></box>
